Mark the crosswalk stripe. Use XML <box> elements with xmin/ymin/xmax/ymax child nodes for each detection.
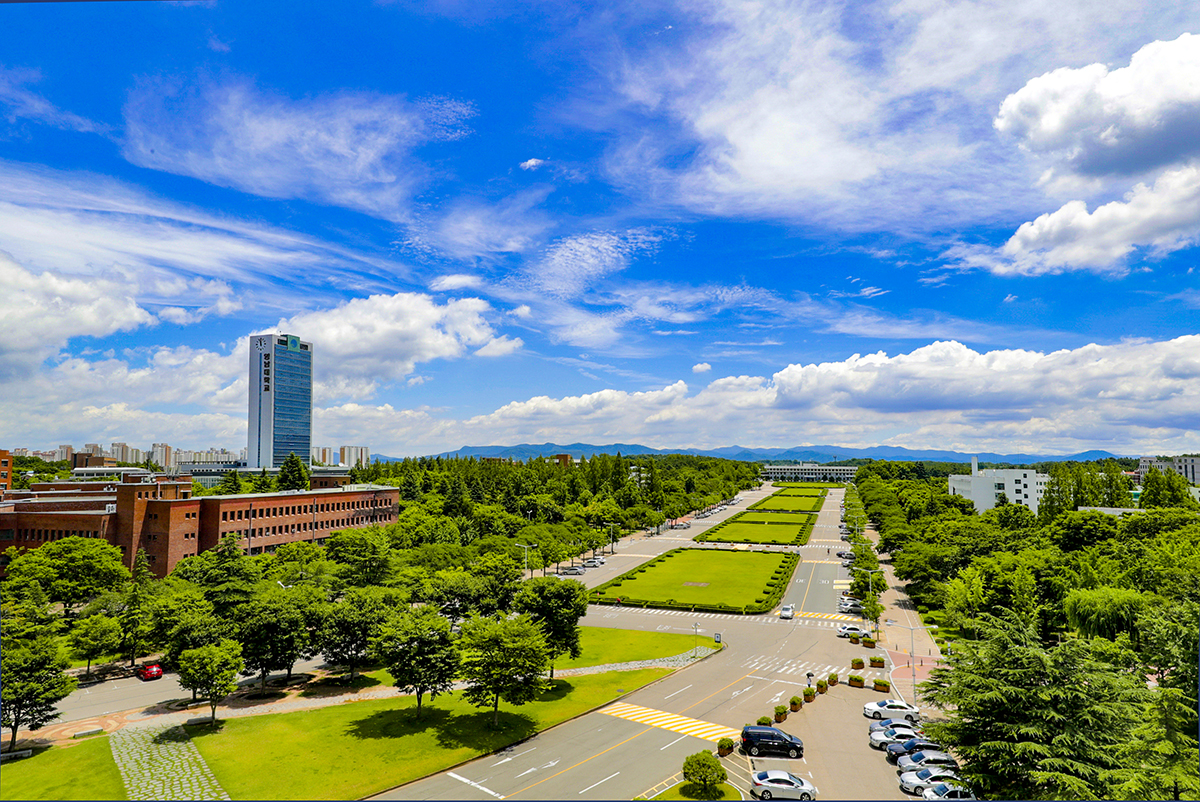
<box><xmin>601</xmin><ymin>702</ymin><xmax>741</xmax><ymax>742</ymax></box>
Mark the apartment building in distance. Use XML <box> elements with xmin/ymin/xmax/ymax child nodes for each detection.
<box><xmin>0</xmin><ymin>470</ymin><xmax>399</xmax><ymax>577</ymax></box>
<box><xmin>948</xmin><ymin>456</ymin><xmax>1049</xmax><ymax>515</ymax></box>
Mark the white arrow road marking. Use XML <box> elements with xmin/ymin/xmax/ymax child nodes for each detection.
<box><xmin>448</xmin><ymin>773</ymin><xmax>504</xmax><ymax>799</ymax></box>
<box><xmin>578</xmin><ymin>772</ymin><xmax>620</xmax><ymax>794</ymax></box>
<box><xmin>492</xmin><ymin>748</ymin><xmax>535</xmax><ymax>766</ymax></box>
<box><xmin>731</xmin><ymin>685</ymin><xmax>754</xmax><ymax>698</ymax></box>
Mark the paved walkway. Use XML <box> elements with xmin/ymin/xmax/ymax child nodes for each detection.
<box><xmin>109</xmin><ymin>721</ymin><xmax>229</xmax><ymax>801</ymax></box>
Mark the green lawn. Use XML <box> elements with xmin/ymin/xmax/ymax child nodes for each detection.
<box><xmin>732</xmin><ymin>511</ymin><xmax>814</xmax><ymax>525</ymax></box>
<box><xmin>657</xmin><ymin>781</ymin><xmax>741</xmax><ymax>800</ymax></box>
<box><xmin>697</xmin><ymin>522</ymin><xmax>809</xmax><ymax>545</ymax></box>
<box><xmin>187</xmin><ymin>669</ymin><xmax>670</xmax><ymax>799</ymax></box>
<box><xmin>749</xmin><ymin>494</ymin><xmax>823</xmax><ymax>512</ymax></box>
<box><xmin>554</xmin><ymin>627</ymin><xmax>716</xmax><ymax>670</ymax></box>
<box><xmin>775</xmin><ymin>488</ymin><xmax>826</xmax><ymax>496</ymax></box>
<box><xmin>0</xmin><ymin>737</ymin><xmax>126</xmax><ymax>801</ymax></box>
<box><xmin>596</xmin><ymin>550</ymin><xmax>792</xmax><ymax>607</ymax></box>
<box><xmin>774</xmin><ymin>482</ymin><xmax>842</xmax><ymax>488</ymax></box>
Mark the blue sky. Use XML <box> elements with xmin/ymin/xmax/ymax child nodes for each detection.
<box><xmin>2</xmin><ymin>0</ymin><xmax>1198</xmax><ymax>457</ymax></box>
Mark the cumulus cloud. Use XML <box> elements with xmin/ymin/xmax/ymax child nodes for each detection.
<box><xmin>474</xmin><ymin>335</ymin><xmax>524</xmax><ymax>357</ymax></box>
<box><xmin>122</xmin><ymin>75</ymin><xmax>475</xmax><ymax>221</ymax></box>
<box><xmin>995</xmin><ymin>33</ymin><xmax>1200</xmax><ymax>179</ymax></box>
<box><xmin>520</xmin><ymin>158</ymin><xmax>546</xmax><ymax>170</ymax></box>
<box><xmin>692</xmin><ymin>362</ymin><xmax>712</xmax><ymax>373</ymax></box>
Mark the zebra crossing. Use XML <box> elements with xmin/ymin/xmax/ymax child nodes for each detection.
<box><xmin>739</xmin><ymin>655</ymin><xmax>888</xmax><ymax>680</ymax></box>
<box><xmin>601</xmin><ymin>702</ymin><xmax>741</xmax><ymax>742</ymax></box>
<box><xmin>590</xmin><ymin>605</ymin><xmax>858</xmax><ymax>624</ymax></box>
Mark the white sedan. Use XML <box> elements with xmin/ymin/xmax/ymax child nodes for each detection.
<box><xmin>864</xmin><ymin>699</ymin><xmax>921</xmax><ymax>721</ymax></box>
<box><xmin>869</xmin><ymin>727</ymin><xmax>918</xmax><ymax>749</ymax></box>
<box><xmin>750</xmin><ymin>770</ymin><xmax>819</xmax><ymax>801</ymax></box>
<box><xmin>780</xmin><ymin>604</ymin><xmax>795</xmax><ymax>619</ymax></box>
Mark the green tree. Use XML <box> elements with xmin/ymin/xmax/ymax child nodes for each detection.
<box><xmin>251</xmin><ymin>468</ymin><xmax>276</xmax><ymax>494</ymax></box>
<box><xmin>176</xmin><ymin>640</ymin><xmax>244</xmax><ymax>724</ymax></box>
<box><xmin>1109</xmin><ymin>687</ymin><xmax>1200</xmax><ymax>801</ymax></box>
<box><xmin>119</xmin><ymin>550</ymin><xmax>158</xmax><ymax>666</ymax></box>
<box><xmin>920</xmin><ymin>608</ymin><xmax>1143</xmax><ymax>800</ymax></box>
<box><xmin>372</xmin><ymin>607</ymin><xmax>459</xmax><ymax>718</ymax></box>
<box><xmin>1</xmin><ymin>636</ymin><xmax>77</xmax><ymax>751</ymax></box>
<box><xmin>1140</xmin><ymin>466</ymin><xmax>1198</xmax><ymax>509</ymax></box>
<box><xmin>277</xmin><ymin>452</ymin><xmax>310</xmax><ymax>492</ymax></box>
<box><xmin>681</xmin><ymin>750</ymin><xmax>727</xmax><ymax>797</ymax></box>
<box><xmin>215</xmin><ymin>469</ymin><xmax>244</xmax><ymax>495</ymax></box>
<box><xmin>325</xmin><ymin>527</ymin><xmax>393</xmax><ymax>586</ymax></box>
<box><xmin>513</xmin><ymin>577</ymin><xmax>588</xmax><ymax>678</ymax></box>
<box><xmin>238</xmin><ymin>590</ymin><xmax>309</xmax><ymax>692</ymax></box>
<box><xmin>459</xmin><ymin>614</ymin><xmax>550</xmax><ymax>727</ymax></box>
<box><xmin>318</xmin><ymin>588</ymin><xmax>393</xmax><ymax>679</ymax></box>
<box><xmin>164</xmin><ymin>611</ymin><xmax>231</xmax><ymax>699</ymax></box>
<box><xmin>3</xmin><ymin>537</ymin><xmax>130</xmax><ymax>612</ymax></box>
<box><xmin>68</xmin><ymin>614</ymin><xmax>122</xmax><ymax>677</ymax></box>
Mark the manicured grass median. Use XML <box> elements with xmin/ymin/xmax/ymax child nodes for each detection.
<box><xmin>749</xmin><ymin>494</ymin><xmax>823</xmax><ymax>512</ymax></box>
<box><xmin>697</xmin><ymin>522</ymin><xmax>808</xmax><ymax>545</ymax></box>
<box><xmin>592</xmin><ymin>549</ymin><xmax>797</xmax><ymax>611</ymax></box>
<box><xmin>555</xmin><ymin>627</ymin><xmax>716</xmax><ymax>670</ymax></box>
<box><xmin>187</xmin><ymin>669</ymin><xmax>670</xmax><ymax>800</ymax></box>
<box><xmin>733</xmin><ymin>511</ymin><xmax>814</xmax><ymax>524</ymax></box>
<box><xmin>0</xmin><ymin>737</ymin><xmax>126</xmax><ymax>801</ymax></box>
<box><xmin>657</xmin><ymin>781</ymin><xmax>742</xmax><ymax>800</ymax></box>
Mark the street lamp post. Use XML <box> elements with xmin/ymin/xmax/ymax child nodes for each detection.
<box><xmin>885</xmin><ymin>619</ymin><xmax>938</xmax><ymax>705</ymax></box>
<box><xmin>693</xmin><ymin>622</ymin><xmax>699</xmax><ymax>658</ymax></box>
<box><xmin>850</xmin><ymin>566</ymin><xmax>885</xmax><ymax>636</ymax></box>
<box><xmin>514</xmin><ymin>542</ymin><xmax>537</xmax><ymax>577</ymax></box>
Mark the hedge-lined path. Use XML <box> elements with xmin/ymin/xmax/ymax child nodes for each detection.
<box><xmin>108</xmin><ymin>721</ymin><xmax>229</xmax><ymax>801</ymax></box>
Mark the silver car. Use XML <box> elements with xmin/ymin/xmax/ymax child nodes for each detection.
<box><xmin>896</xmin><ymin>751</ymin><xmax>960</xmax><ymax>777</ymax></box>
<box><xmin>869</xmin><ymin>727</ymin><xmax>918</xmax><ymax>749</ymax></box>
<box><xmin>923</xmin><ymin>782</ymin><xmax>975</xmax><ymax>800</ymax></box>
<box><xmin>899</xmin><ymin>767</ymin><xmax>964</xmax><ymax>794</ymax></box>
<box><xmin>750</xmin><ymin>770</ymin><xmax>819</xmax><ymax>801</ymax></box>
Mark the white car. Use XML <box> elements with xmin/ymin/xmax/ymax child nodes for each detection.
<box><xmin>582</xmin><ymin>559</ymin><xmax>603</xmax><ymax>568</ymax></box>
<box><xmin>899</xmin><ymin>767</ymin><xmax>964</xmax><ymax>794</ymax></box>
<box><xmin>864</xmin><ymin>699</ymin><xmax>921</xmax><ymax>721</ymax></box>
<box><xmin>923</xmin><ymin>783</ymin><xmax>975</xmax><ymax>800</ymax></box>
<box><xmin>750</xmin><ymin>770</ymin><xmax>818</xmax><ymax>801</ymax></box>
<box><xmin>837</xmin><ymin>624</ymin><xmax>871</xmax><ymax>638</ymax></box>
<box><xmin>780</xmin><ymin>604</ymin><xmax>795</xmax><ymax>619</ymax></box>
<box><xmin>869</xmin><ymin>727</ymin><xmax>918</xmax><ymax>749</ymax></box>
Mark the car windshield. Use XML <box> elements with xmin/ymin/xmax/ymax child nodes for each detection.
<box><xmin>918</xmin><ymin>768</ymin><xmax>934</xmax><ymax>780</ymax></box>
<box><xmin>931</xmin><ymin>784</ymin><xmax>949</xmax><ymax>795</ymax></box>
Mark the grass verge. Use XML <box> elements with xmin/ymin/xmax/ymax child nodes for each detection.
<box><xmin>656</xmin><ymin>781</ymin><xmax>742</xmax><ymax>800</ymax></box>
<box><xmin>591</xmin><ymin>549</ymin><xmax>798</xmax><ymax>612</ymax></box>
<box><xmin>186</xmin><ymin>668</ymin><xmax>669</xmax><ymax>800</ymax></box>
<box><xmin>0</xmin><ymin>737</ymin><xmax>126</xmax><ymax>801</ymax></box>
<box><xmin>748</xmin><ymin>495</ymin><xmax>823</xmax><ymax>512</ymax></box>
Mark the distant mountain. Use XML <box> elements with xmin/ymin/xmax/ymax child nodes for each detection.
<box><xmin>372</xmin><ymin>443</ymin><xmax>1130</xmax><ymax>465</ymax></box>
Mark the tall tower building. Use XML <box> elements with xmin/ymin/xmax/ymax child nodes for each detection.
<box><xmin>248</xmin><ymin>333</ymin><xmax>313</xmax><ymax>469</ymax></box>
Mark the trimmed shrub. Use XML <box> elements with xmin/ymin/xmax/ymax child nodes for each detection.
<box><xmin>757</xmin><ymin>716</ymin><xmax>772</xmax><ymax>726</ymax></box>
<box><xmin>816</xmin><ymin>679</ymin><xmax>828</xmax><ymax>693</ymax></box>
<box><xmin>851</xmin><ymin>657</ymin><xmax>865</xmax><ymax>669</ymax></box>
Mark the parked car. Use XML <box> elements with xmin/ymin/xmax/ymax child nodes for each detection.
<box><xmin>841</xmin><ymin>591</ymin><xmax>861</xmax><ymax>600</ymax></box>
<box><xmin>898</xmin><ymin>767</ymin><xmax>964</xmax><ymax>794</ymax></box>
<box><xmin>836</xmin><ymin>551</ymin><xmax>855</xmax><ymax>559</ymax></box>
<box><xmin>838</xmin><ymin>601</ymin><xmax>863</xmax><ymax>612</ymax></box>
<box><xmin>869</xmin><ymin>727</ymin><xmax>919</xmax><ymax>749</ymax></box>
<box><xmin>559</xmin><ymin>566</ymin><xmax>585</xmax><ymax>575</ymax></box>
<box><xmin>840</xmin><ymin>534</ymin><xmax>852</xmax><ymax>541</ymax></box>
<box><xmin>864</xmin><ymin>699</ymin><xmax>921</xmax><ymax>721</ymax></box>
<box><xmin>779</xmin><ymin>604</ymin><xmax>795</xmax><ymax>619</ymax></box>
<box><xmin>135</xmin><ymin>663</ymin><xmax>163</xmax><ymax>681</ymax></box>
<box><xmin>896</xmin><ymin>751</ymin><xmax>960</xmax><ymax>776</ymax></box>
<box><xmin>837</xmin><ymin>624</ymin><xmax>871</xmax><ymax>638</ymax></box>
<box><xmin>922</xmin><ymin>783</ymin><xmax>975</xmax><ymax>800</ymax></box>
<box><xmin>887</xmin><ymin>737</ymin><xmax>943</xmax><ymax>763</ymax></box>
<box><xmin>841</xmin><ymin>559</ymin><xmax>855</xmax><ymax>568</ymax></box>
<box><xmin>750</xmin><ymin>770</ymin><xmax>818</xmax><ymax>800</ymax></box>
<box><xmin>582</xmin><ymin>559</ymin><xmax>603</xmax><ymax>568</ymax></box>
<box><xmin>740</xmin><ymin>726</ymin><xmax>804</xmax><ymax>759</ymax></box>
<box><xmin>870</xmin><ymin>718</ymin><xmax>925</xmax><ymax>734</ymax></box>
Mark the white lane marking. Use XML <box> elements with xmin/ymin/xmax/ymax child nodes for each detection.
<box><xmin>448</xmin><ymin>772</ymin><xmax>505</xmax><ymax>799</ymax></box>
<box><xmin>663</xmin><ymin>684</ymin><xmax>692</xmax><ymax>700</ymax></box>
<box><xmin>578</xmin><ymin>772</ymin><xmax>620</xmax><ymax>794</ymax></box>
<box><xmin>731</xmin><ymin>685</ymin><xmax>754</xmax><ymax>698</ymax></box>
<box><xmin>492</xmin><ymin>747</ymin><xmax>535</xmax><ymax>766</ymax></box>
<box><xmin>660</xmin><ymin>734</ymin><xmax>689</xmax><ymax>750</ymax></box>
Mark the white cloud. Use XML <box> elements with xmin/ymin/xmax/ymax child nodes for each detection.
<box><xmin>525</xmin><ymin>229</ymin><xmax>662</xmax><ymax>299</ymax></box>
<box><xmin>692</xmin><ymin>362</ymin><xmax>712</xmax><ymax>373</ymax></box>
<box><xmin>122</xmin><ymin>75</ymin><xmax>475</xmax><ymax>221</ymax></box>
<box><xmin>520</xmin><ymin>158</ymin><xmax>546</xmax><ymax>170</ymax></box>
<box><xmin>474</xmin><ymin>335</ymin><xmax>524</xmax><ymax>357</ymax></box>
<box><xmin>407</xmin><ymin>188</ymin><xmax>555</xmax><ymax>260</ymax></box>
<box><xmin>0</xmin><ymin>65</ymin><xmax>110</xmax><ymax>134</ymax></box>
<box><xmin>430</xmin><ymin>274</ymin><xmax>483</xmax><ymax>291</ymax></box>
<box><xmin>995</xmin><ymin>33</ymin><xmax>1200</xmax><ymax>179</ymax></box>
<box><xmin>1003</xmin><ymin>294</ymin><xmax>1018</xmax><ymax>303</ymax></box>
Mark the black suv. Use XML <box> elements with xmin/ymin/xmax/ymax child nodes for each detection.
<box><xmin>740</xmin><ymin>726</ymin><xmax>804</xmax><ymax>759</ymax></box>
<box><xmin>886</xmin><ymin>737</ymin><xmax>943</xmax><ymax>763</ymax></box>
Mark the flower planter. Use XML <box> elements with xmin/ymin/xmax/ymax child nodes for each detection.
<box><xmin>803</xmin><ymin>689</ymin><xmax>816</xmax><ymax>702</ymax></box>
<box><xmin>848</xmin><ymin>676</ymin><xmax>865</xmax><ymax>688</ymax></box>
<box><xmin>789</xmin><ymin>697</ymin><xmax>802</xmax><ymax>712</ymax></box>
<box><xmin>850</xmin><ymin>636</ymin><xmax>860</xmax><ymax>644</ymax></box>
<box><xmin>717</xmin><ymin>738</ymin><xmax>734</xmax><ymax>757</ymax></box>
<box><xmin>827</xmin><ymin>674</ymin><xmax>838</xmax><ymax>686</ymax></box>
<box><xmin>863</xmin><ymin>639</ymin><xmax>876</xmax><ymax>649</ymax></box>
<box><xmin>774</xmin><ymin>712</ymin><xmax>787</xmax><ymax>722</ymax></box>
<box><xmin>851</xmin><ymin>658</ymin><xmax>865</xmax><ymax>670</ymax></box>
<box><xmin>873</xmin><ymin>680</ymin><xmax>891</xmax><ymax>692</ymax></box>
<box><xmin>870</xmin><ymin>657</ymin><xmax>885</xmax><ymax>668</ymax></box>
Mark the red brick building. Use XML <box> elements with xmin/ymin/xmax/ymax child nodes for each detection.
<box><xmin>0</xmin><ymin>472</ymin><xmax>399</xmax><ymax>577</ymax></box>
<box><xmin>0</xmin><ymin>450</ymin><xmax>10</xmax><ymax>493</ymax></box>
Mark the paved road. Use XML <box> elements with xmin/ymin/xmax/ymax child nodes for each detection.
<box><xmin>377</xmin><ymin>488</ymin><xmax>911</xmax><ymax>801</ymax></box>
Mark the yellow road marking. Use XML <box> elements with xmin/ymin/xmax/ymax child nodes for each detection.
<box><xmin>601</xmin><ymin>702</ymin><xmax>741</xmax><ymax>742</ymax></box>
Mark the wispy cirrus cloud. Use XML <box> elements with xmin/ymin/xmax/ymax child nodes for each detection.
<box><xmin>0</xmin><ymin>65</ymin><xmax>111</xmax><ymax>134</ymax></box>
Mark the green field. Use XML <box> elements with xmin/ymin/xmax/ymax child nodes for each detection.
<box><xmin>749</xmin><ymin>494</ymin><xmax>824</xmax><ymax>512</ymax></box>
<box><xmin>0</xmin><ymin>737</ymin><xmax>126</xmax><ymax>801</ymax></box>
<box><xmin>555</xmin><ymin>627</ymin><xmax>716</xmax><ymax>669</ymax></box>
<box><xmin>774</xmin><ymin>482</ymin><xmax>843</xmax><ymax>488</ymax></box>
<box><xmin>732</xmin><ymin>511</ymin><xmax>815</xmax><ymax>524</ymax></box>
<box><xmin>187</xmin><ymin>669</ymin><xmax>669</xmax><ymax>799</ymax></box>
<box><xmin>775</xmin><ymin>488</ymin><xmax>826</xmax><ymax>496</ymax></box>
<box><xmin>696</xmin><ymin>521</ymin><xmax>809</xmax><ymax>545</ymax></box>
<box><xmin>593</xmin><ymin>550</ymin><xmax>795</xmax><ymax>609</ymax></box>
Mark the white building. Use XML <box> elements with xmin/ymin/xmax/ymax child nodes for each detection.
<box><xmin>248</xmin><ymin>333</ymin><xmax>313</xmax><ymax>469</ymax></box>
<box><xmin>340</xmin><ymin>446</ymin><xmax>370</xmax><ymax>468</ymax></box>
<box><xmin>760</xmin><ymin>463</ymin><xmax>859</xmax><ymax>483</ymax></box>
<box><xmin>948</xmin><ymin>457</ymin><xmax>1049</xmax><ymax>515</ymax></box>
<box><xmin>1138</xmin><ymin>455</ymin><xmax>1199</xmax><ymax>484</ymax></box>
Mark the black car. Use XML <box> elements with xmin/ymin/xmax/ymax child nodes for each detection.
<box><xmin>741</xmin><ymin>726</ymin><xmax>804</xmax><ymax>759</ymax></box>
<box><xmin>886</xmin><ymin>737</ymin><xmax>943</xmax><ymax>763</ymax></box>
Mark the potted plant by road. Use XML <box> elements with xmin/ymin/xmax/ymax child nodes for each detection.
<box><xmin>774</xmin><ymin>705</ymin><xmax>788</xmax><ymax>722</ymax></box>
<box><xmin>789</xmin><ymin>695</ymin><xmax>803</xmax><ymax>712</ymax></box>
<box><xmin>757</xmin><ymin>716</ymin><xmax>772</xmax><ymax>726</ymax></box>
<box><xmin>816</xmin><ymin>678</ymin><xmax>828</xmax><ymax>694</ymax></box>
<box><xmin>827</xmin><ymin>673</ymin><xmax>838</xmax><ymax>686</ymax></box>
<box><xmin>863</xmin><ymin>637</ymin><xmax>876</xmax><ymax>648</ymax></box>
<box><xmin>850</xmin><ymin>635</ymin><xmax>861</xmax><ymax>644</ymax></box>
<box><xmin>870</xmin><ymin>655</ymin><xmax>885</xmax><ymax>668</ymax></box>
<box><xmin>848</xmin><ymin>674</ymin><xmax>865</xmax><ymax>688</ymax></box>
<box><xmin>873</xmin><ymin>678</ymin><xmax>891</xmax><ymax>692</ymax></box>
<box><xmin>851</xmin><ymin>657</ymin><xmax>865</xmax><ymax>670</ymax></box>
<box><xmin>717</xmin><ymin>737</ymin><xmax>734</xmax><ymax>757</ymax></box>
<box><xmin>803</xmin><ymin>687</ymin><xmax>816</xmax><ymax>703</ymax></box>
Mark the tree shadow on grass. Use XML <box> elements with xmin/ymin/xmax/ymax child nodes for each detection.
<box><xmin>344</xmin><ymin>705</ymin><xmax>538</xmax><ymax>751</ymax></box>
<box><xmin>539</xmin><ymin>679</ymin><xmax>573</xmax><ymax>701</ymax></box>
<box><xmin>299</xmin><ymin>674</ymin><xmax>381</xmax><ymax>698</ymax></box>
<box><xmin>675</xmin><ymin>782</ymin><xmax>733</xmax><ymax>800</ymax></box>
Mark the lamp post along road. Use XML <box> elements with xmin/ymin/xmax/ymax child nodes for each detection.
<box><xmin>515</xmin><ymin>542</ymin><xmax>537</xmax><ymax>577</ymax></box>
<box><xmin>850</xmin><ymin>566</ymin><xmax>885</xmax><ymax>636</ymax></box>
<box><xmin>885</xmin><ymin>619</ymin><xmax>938</xmax><ymax>705</ymax></box>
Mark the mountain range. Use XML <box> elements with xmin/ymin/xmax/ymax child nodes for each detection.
<box><xmin>372</xmin><ymin>443</ymin><xmax>1131</xmax><ymax>465</ymax></box>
